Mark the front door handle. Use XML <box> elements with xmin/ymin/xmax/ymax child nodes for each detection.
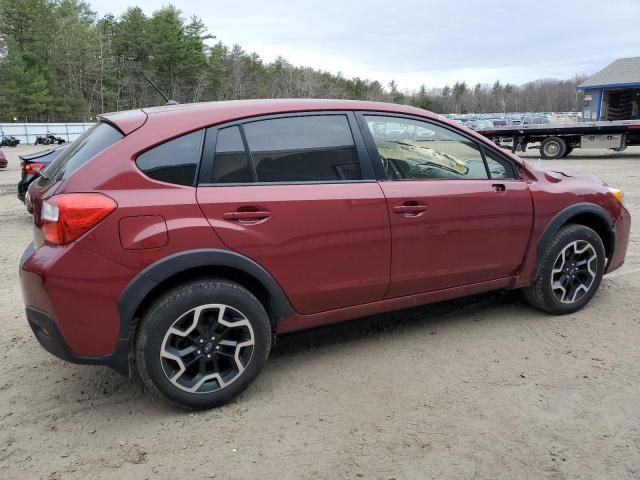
<box><xmin>223</xmin><ymin>210</ymin><xmax>271</xmax><ymax>221</ymax></box>
<box><xmin>492</xmin><ymin>183</ymin><xmax>506</xmax><ymax>192</ymax></box>
<box><xmin>393</xmin><ymin>202</ymin><xmax>428</xmax><ymax>216</ymax></box>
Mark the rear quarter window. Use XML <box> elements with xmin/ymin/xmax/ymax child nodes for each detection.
<box><xmin>136</xmin><ymin>130</ymin><xmax>204</xmax><ymax>186</ymax></box>
<box><xmin>45</xmin><ymin>122</ymin><xmax>123</xmax><ymax>181</ymax></box>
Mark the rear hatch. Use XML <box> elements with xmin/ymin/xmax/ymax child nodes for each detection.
<box><xmin>28</xmin><ymin>122</ymin><xmax>124</xmax><ymax>246</ymax></box>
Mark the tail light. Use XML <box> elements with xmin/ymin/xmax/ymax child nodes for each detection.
<box><xmin>22</xmin><ymin>162</ymin><xmax>47</xmax><ymax>175</ymax></box>
<box><xmin>41</xmin><ymin>193</ymin><xmax>117</xmax><ymax>245</ymax></box>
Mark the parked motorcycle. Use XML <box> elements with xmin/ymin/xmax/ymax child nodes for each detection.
<box><xmin>0</xmin><ymin>130</ymin><xmax>20</xmax><ymax>147</ymax></box>
<box><xmin>34</xmin><ymin>132</ymin><xmax>65</xmax><ymax>145</ymax></box>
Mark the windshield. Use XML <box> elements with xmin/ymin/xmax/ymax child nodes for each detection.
<box><xmin>377</xmin><ymin>140</ymin><xmax>471</xmax><ymax>176</ymax></box>
<box><xmin>44</xmin><ymin>122</ymin><xmax>123</xmax><ymax>182</ymax></box>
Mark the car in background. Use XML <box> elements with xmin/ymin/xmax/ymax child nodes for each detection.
<box><xmin>0</xmin><ymin>150</ymin><xmax>7</xmax><ymax>169</ymax></box>
<box><xmin>521</xmin><ymin>116</ymin><xmax>551</xmax><ymax>125</ymax></box>
<box><xmin>468</xmin><ymin>119</ymin><xmax>495</xmax><ymax>131</ymax></box>
<box><xmin>17</xmin><ymin>146</ymin><xmax>66</xmax><ymax>202</ymax></box>
<box><xmin>19</xmin><ymin>99</ymin><xmax>630</xmax><ymax>409</ymax></box>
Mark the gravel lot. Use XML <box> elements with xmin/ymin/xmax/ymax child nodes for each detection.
<box><xmin>0</xmin><ymin>144</ymin><xmax>639</xmax><ymax>480</ymax></box>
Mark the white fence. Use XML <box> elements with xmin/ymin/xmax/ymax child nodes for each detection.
<box><xmin>0</xmin><ymin>123</ymin><xmax>95</xmax><ymax>144</ymax></box>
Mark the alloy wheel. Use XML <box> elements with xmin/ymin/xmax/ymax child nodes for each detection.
<box><xmin>160</xmin><ymin>304</ymin><xmax>255</xmax><ymax>393</ymax></box>
<box><xmin>550</xmin><ymin>240</ymin><xmax>597</xmax><ymax>304</ymax></box>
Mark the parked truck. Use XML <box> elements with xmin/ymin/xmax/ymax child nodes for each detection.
<box><xmin>476</xmin><ymin>120</ymin><xmax>640</xmax><ymax>159</ymax></box>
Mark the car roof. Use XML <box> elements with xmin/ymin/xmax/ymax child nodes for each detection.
<box><xmin>99</xmin><ymin>99</ymin><xmax>440</xmax><ymax>135</ymax></box>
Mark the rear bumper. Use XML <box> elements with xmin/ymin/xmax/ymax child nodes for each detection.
<box><xmin>26</xmin><ymin>306</ymin><xmax>130</xmax><ymax>375</ymax></box>
<box><xmin>20</xmin><ymin>242</ymin><xmax>136</xmax><ymax>376</ymax></box>
<box><xmin>606</xmin><ymin>205</ymin><xmax>631</xmax><ymax>274</ymax></box>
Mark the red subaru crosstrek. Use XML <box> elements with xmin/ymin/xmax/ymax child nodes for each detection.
<box><xmin>20</xmin><ymin>100</ymin><xmax>630</xmax><ymax>408</ymax></box>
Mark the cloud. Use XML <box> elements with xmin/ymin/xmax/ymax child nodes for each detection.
<box><xmin>89</xmin><ymin>0</ymin><xmax>640</xmax><ymax>90</ymax></box>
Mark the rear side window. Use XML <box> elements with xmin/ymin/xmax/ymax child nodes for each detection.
<box><xmin>211</xmin><ymin>126</ymin><xmax>253</xmax><ymax>183</ymax></box>
<box><xmin>45</xmin><ymin>122</ymin><xmax>123</xmax><ymax>182</ymax></box>
<box><xmin>242</xmin><ymin>115</ymin><xmax>362</xmax><ymax>182</ymax></box>
<box><xmin>136</xmin><ymin>130</ymin><xmax>204</xmax><ymax>186</ymax></box>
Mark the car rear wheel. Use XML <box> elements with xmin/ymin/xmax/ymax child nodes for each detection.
<box><xmin>136</xmin><ymin>279</ymin><xmax>271</xmax><ymax>409</ymax></box>
<box><xmin>523</xmin><ymin>224</ymin><xmax>605</xmax><ymax>314</ymax></box>
<box><xmin>540</xmin><ymin>137</ymin><xmax>567</xmax><ymax>159</ymax></box>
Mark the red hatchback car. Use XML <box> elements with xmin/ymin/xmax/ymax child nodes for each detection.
<box><xmin>20</xmin><ymin>99</ymin><xmax>630</xmax><ymax>408</ymax></box>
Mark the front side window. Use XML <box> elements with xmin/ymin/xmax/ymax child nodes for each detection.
<box><xmin>242</xmin><ymin>115</ymin><xmax>362</xmax><ymax>182</ymax></box>
<box><xmin>136</xmin><ymin>130</ymin><xmax>204</xmax><ymax>186</ymax></box>
<box><xmin>484</xmin><ymin>148</ymin><xmax>516</xmax><ymax>179</ymax></box>
<box><xmin>364</xmin><ymin>116</ymin><xmax>489</xmax><ymax>180</ymax></box>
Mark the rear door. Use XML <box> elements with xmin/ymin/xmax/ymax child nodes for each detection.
<box><xmin>358</xmin><ymin>113</ymin><xmax>533</xmax><ymax>298</ymax></box>
<box><xmin>196</xmin><ymin>112</ymin><xmax>391</xmax><ymax>315</ymax></box>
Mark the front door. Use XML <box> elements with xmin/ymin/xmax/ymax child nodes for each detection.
<box><xmin>359</xmin><ymin>114</ymin><xmax>533</xmax><ymax>298</ymax></box>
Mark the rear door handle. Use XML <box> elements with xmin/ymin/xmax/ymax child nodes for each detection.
<box><xmin>393</xmin><ymin>205</ymin><xmax>428</xmax><ymax>214</ymax></box>
<box><xmin>223</xmin><ymin>210</ymin><xmax>271</xmax><ymax>221</ymax></box>
<box><xmin>492</xmin><ymin>183</ymin><xmax>506</xmax><ymax>192</ymax></box>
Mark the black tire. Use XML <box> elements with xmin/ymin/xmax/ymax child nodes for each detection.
<box><xmin>561</xmin><ymin>146</ymin><xmax>573</xmax><ymax>158</ymax></box>
<box><xmin>523</xmin><ymin>224</ymin><xmax>605</xmax><ymax>314</ymax></box>
<box><xmin>540</xmin><ymin>137</ymin><xmax>567</xmax><ymax>159</ymax></box>
<box><xmin>136</xmin><ymin>279</ymin><xmax>272</xmax><ymax>409</ymax></box>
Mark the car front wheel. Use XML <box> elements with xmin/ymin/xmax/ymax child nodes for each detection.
<box><xmin>523</xmin><ymin>224</ymin><xmax>605</xmax><ymax>314</ymax></box>
<box><xmin>136</xmin><ymin>279</ymin><xmax>272</xmax><ymax>409</ymax></box>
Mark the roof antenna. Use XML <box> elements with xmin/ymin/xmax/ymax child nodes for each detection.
<box><xmin>144</xmin><ymin>76</ymin><xmax>179</xmax><ymax>106</ymax></box>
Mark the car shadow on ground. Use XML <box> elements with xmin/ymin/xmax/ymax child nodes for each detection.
<box><xmin>271</xmin><ymin>289</ymin><xmax>522</xmax><ymax>357</ymax></box>
<box><xmin>32</xmin><ymin>289</ymin><xmax>528</xmax><ymax>415</ymax></box>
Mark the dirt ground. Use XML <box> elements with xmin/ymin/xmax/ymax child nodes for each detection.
<box><xmin>0</xmin><ymin>143</ymin><xmax>639</xmax><ymax>480</ymax></box>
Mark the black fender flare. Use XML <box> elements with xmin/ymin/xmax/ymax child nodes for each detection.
<box><xmin>116</xmin><ymin>248</ymin><xmax>295</xmax><ymax>343</ymax></box>
<box><xmin>534</xmin><ymin>202</ymin><xmax>615</xmax><ymax>276</ymax></box>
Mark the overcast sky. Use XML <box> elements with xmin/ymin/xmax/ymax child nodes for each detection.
<box><xmin>91</xmin><ymin>0</ymin><xmax>639</xmax><ymax>91</ymax></box>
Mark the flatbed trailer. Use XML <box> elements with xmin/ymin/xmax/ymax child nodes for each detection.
<box><xmin>476</xmin><ymin>120</ymin><xmax>640</xmax><ymax>159</ymax></box>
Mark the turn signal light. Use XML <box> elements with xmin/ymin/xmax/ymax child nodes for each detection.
<box><xmin>41</xmin><ymin>193</ymin><xmax>117</xmax><ymax>245</ymax></box>
<box><xmin>607</xmin><ymin>187</ymin><xmax>624</xmax><ymax>204</ymax></box>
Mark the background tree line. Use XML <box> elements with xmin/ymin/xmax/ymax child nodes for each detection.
<box><xmin>0</xmin><ymin>0</ymin><xmax>586</xmax><ymax>122</ymax></box>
